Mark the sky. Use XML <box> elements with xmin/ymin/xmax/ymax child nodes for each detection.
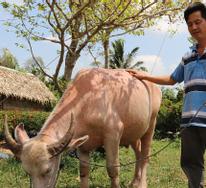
<box><xmin>0</xmin><ymin>0</ymin><xmax>192</xmax><ymax>81</ymax></box>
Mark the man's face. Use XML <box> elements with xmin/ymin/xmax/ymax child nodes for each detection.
<box><xmin>187</xmin><ymin>11</ymin><xmax>206</xmax><ymax>42</ymax></box>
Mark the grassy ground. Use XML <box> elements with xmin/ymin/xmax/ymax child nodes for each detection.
<box><xmin>0</xmin><ymin>139</ymin><xmax>190</xmax><ymax>187</ymax></box>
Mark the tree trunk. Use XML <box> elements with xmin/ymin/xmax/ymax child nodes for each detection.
<box><xmin>103</xmin><ymin>38</ymin><xmax>109</xmax><ymax>69</ymax></box>
<box><xmin>64</xmin><ymin>50</ymin><xmax>80</xmax><ymax>81</ymax></box>
<box><xmin>103</xmin><ymin>30</ymin><xmax>111</xmax><ymax>69</ymax></box>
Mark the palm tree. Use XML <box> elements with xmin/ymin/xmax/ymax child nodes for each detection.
<box><xmin>109</xmin><ymin>39</ymin><xmax>146</xmax><ymax>71</ymax></box>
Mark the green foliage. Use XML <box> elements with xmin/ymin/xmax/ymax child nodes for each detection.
<box><xmin>0</xmin><ymin>48</ymin><xmax>19</xmax><ymax>70</ymax></box>
<box><xmin>156</xmin><ymin>87</ymin><xmax>183</xmax><ymax>139</ymax></box>
<box><xmin>45</xmin><ymin>77</ymin><xmax>70</xmax><ymax>100</ymax></box>
<box><xmin>0</xmin><ymin>110</ymin><xmax>50</xmax><ymax>139</ymax></box>
<box><xmin>0</xmin><ymin>2</ymin><xmax>10</xmax><ymax>8</ymax></box>
<box><xmin>37</xmin><ymin>3</ymin><xmax>46</xmax><ymax>11</ymax></box>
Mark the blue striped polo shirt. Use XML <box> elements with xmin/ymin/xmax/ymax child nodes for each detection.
<box><xmin>171</xmin><ymin>44</ymin><xmax>206</xmax><ymax>127</ymax></box>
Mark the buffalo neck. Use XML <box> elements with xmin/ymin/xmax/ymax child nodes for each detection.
<box><xmin>39</xmin><ymin>85</ymin><xmax>79</xmax><ymax>141</ymax></box>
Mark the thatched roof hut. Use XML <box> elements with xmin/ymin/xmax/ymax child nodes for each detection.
<box><xmin>0</xmin><ymin>66</ymin><xmax>56</xmax><ymax>111</ymax></box>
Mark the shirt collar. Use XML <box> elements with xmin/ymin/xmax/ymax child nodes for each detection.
<box><xmin>189</xmin><ymin>43</ymin><xmax>198</xmax><ymax>53</ymax></box>
<box><xmin>190</xmin><ymin>43</ymin><xmax>206</xmax><ymax>55</ymax></box>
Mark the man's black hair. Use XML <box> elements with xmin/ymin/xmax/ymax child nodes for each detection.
<box><xmin>184</xmin><ymin>2</ymin><xmax>206</xmax><ymax>22</ymax></box>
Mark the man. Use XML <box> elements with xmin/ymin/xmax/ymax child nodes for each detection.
<box><xmin>127</xmin><ymin>2</ymin><xmax>206</xmax><ymax>188</ymax></box>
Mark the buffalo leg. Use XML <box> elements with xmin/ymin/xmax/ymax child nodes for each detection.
<box><xmin>104</xmin><ymin>124</ymin><xmax>123</xmax><ymax>188</ymax></box>
<box><xmin>105</xmin><ymin>137</ymin><xmax>120</xmax><ymax>188</ymax></box>
<box><xmin>130</xmin><ymin>139</ymin><xmax>142</xmax><ymax>188</ymax></box>
<box><xmin>79</xmin><ymin>150</ymin><xmax>90</xmax><ymax>188</ymax></box>
<box><xmin>131</xmin><ymin>117</ymin><xmax>156</xmax><ymax>188</ymax></box>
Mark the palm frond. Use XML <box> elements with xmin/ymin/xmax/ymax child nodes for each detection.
<box><xmin>128</xmin><ymin>47</ymin><xmax>139</xmax><ymax>59</ymax></box>
<box><xmin>109</xmin><ymin>39</ymin><xmax>146</xmax><ymax>70</ymax></box>
<box><xmin>130</xmin><ymin>61</ymin><xmax>144</xmax><ymax>69</ymax></box>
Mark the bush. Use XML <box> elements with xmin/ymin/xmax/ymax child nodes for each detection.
<box><xmin>156</xmin><ymin>100</ymin><xmax>182</xmax><ymax>139</ymax></box>
<box><xmin>0</xmin><ymin>110</ymin><xmax>50</xmax><ymax>140</ymax></box>
<box><xmin>155</xmin><ymin>87</ymin><xmax>183</xmax><ymax>139</ymax></box>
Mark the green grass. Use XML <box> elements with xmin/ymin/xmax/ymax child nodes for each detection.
<box><xmin>0</xmin><ymin>139</ymin><xmax>191</xmax><ymax>187</ymax></box>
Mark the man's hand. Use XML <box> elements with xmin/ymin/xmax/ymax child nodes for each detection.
<box><xmin>126</xmin><ymin>69</ymin><xmax>149</xmax><ymax>80</ymax></box>
<box><xmin>126</xmin><ymin>69</ymin><xmax>176</xmax><ymax>85</ymax></box>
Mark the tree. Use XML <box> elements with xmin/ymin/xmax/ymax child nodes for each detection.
<box><xmin>0</xmin><ymin>48</ymin><xmax>19</xmax><ymax>69</ymax></box>
<box><xmin>156</xmin><ymin>87</ymin><xmax>183</xmax><ymax>139</ymax></box>
<box><xmin>109</xmin><ymin>39</ymin><xmax>146</xmax><ymax>70</ymax></box>
<box><xmin>1</xmin><ymin>0</ymin><xmax>190</xmax><ymax>93</ymax></box>
<box><xmin>24</xmin><ymin>56</ymin><xmax>46</xmax><ymax>81</ymax></box>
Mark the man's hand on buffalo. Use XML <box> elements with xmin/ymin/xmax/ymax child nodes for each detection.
<box><xmin>126</xmin><ymin>69</ymin><xmax>149</xmax><ymax>80</ymax></box>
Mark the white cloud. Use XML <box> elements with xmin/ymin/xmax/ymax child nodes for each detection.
<box><xmin>135</xmin><ymin>55</ymin><xmax>170</xmax><ymax>75</ymax></box>
<box><xmin>135</xmin><ymin>55</ymin><xmax>182</xmax><ymax>89</ymax></box>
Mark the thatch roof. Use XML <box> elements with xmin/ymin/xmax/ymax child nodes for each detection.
<box><xmin>0</xmin><ymin>66</ymin><xmax>56</xmax><ymax>104</ymax></box>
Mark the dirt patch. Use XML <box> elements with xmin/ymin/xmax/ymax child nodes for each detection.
<box><xmin>0</xmin><ymin>141</ymin><xmax>13</xmax><ymax>156</ymax></box>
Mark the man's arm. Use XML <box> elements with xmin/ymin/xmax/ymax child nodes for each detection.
<box><xmin>127</xmin><ymin>70</ymin><xmax>177</xmax><ymax>85</ymax></box>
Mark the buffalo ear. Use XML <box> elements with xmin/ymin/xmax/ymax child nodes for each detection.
<box><xmin>14</xmin><ymin>123</ymin><xmax>29</xmax><ymax>144</ymax></box>
<box><xmin>67</xmin><ymin>135</ymin><xmax>89</xmax><ymax>151</ymax></box>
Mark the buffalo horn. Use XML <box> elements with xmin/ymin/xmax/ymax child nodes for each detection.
<box><xmin>3</xmin><ymin>114</ymin><xmax>22</xmax><ymax>156</ymax></box>
<box><xmin>48</xmin><ymin>113</ymin><xmax>74</xmax><ymax>157</ymax></box>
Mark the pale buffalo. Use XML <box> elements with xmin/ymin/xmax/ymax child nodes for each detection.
<box><xmin>4</xmin><ymin>68</ymin><xmax>161</xmax><ymax>188</ymax></box>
